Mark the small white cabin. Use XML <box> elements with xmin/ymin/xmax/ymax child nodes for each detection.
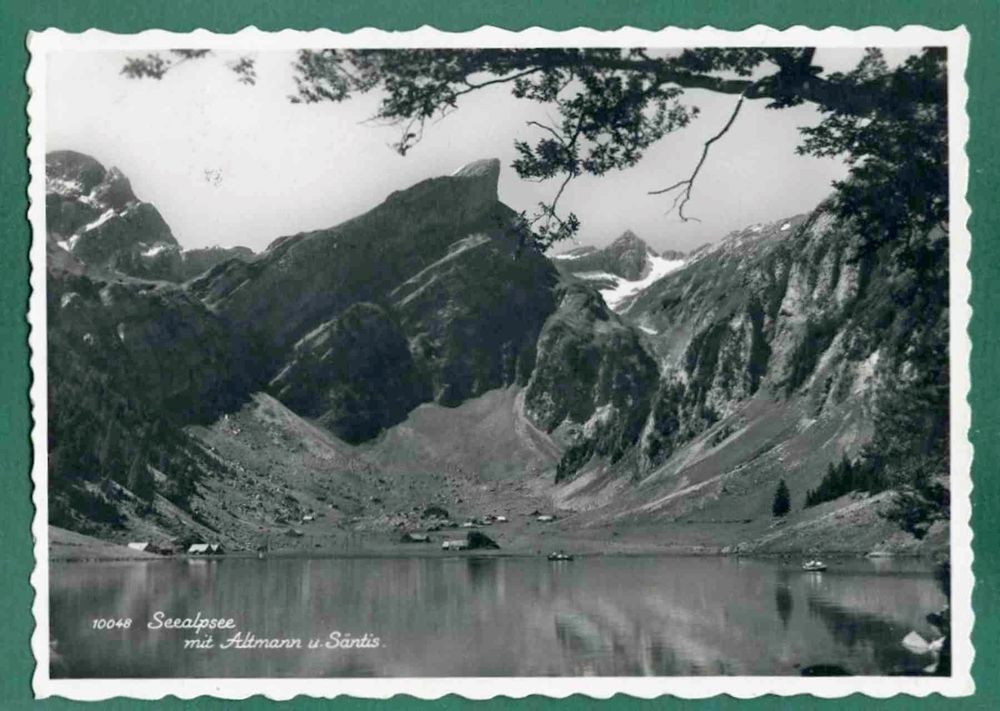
<box><xmin>189</xmin><ymin>543</ymin><xmax>225</xmax><ymax>555</ymax></box>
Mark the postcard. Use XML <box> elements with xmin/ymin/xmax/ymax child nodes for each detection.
<box><xmin>27</xmin><ymin>25</ymin><xmax>973</xmax><ymax>699</ymax></box>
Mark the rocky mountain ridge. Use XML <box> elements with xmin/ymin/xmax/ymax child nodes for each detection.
<box><xmin>44</xmin><ymin>152</ymin><xmax>947</xmax><ymax>555</ymax></box>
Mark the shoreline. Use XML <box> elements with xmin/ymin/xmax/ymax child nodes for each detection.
<box><xmin>50</xmin><ymin>544</ymin><xmax>942</xmax><ymax>564</ymax></box>
<box><xmin>49</xmin><ymin>523</ymin><xmax>945</xmax><ymax>564</ymax></box>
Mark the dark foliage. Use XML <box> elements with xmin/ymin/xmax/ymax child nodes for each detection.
<box><xmin>798</xmin><ymin>49</ymin><xmax>947</xmax><ymax>254</ymax></box>
<box><xmin>555</xmin><ymin>439</ymin><xmax>593</xmax><ymax>483</ymax></box>
<box><xmin>50</xmin><ymin>486</ymin><xmax>124</xmax><ymax>531</ymax></box>
<box><xmin>785</xmin><ymin>314</ymin><xmax>842</xmax><ymax>392</ymax></box>
<box><xmin>642</xmin><ymin>379</ymin><xmax>686</xmax><ymax>467</ymax></box>
<box><xmin>466</xmin><ymin>530</ymin><xmax>501</xmax><ymax>550</ymax></box>
<box><xmin>805</xmin><ymin>454</ymin><xmax>886</xmax><ymax>508</ymax></box>
<box><xmin>884</xmin><ymin>481</ymin><xmax>950</xmax><ymax>539</ymax></box>
<box><xmin>772</xmin><ymin>479</ymin><xmax>791</xmax><ymax>517</ymax></box>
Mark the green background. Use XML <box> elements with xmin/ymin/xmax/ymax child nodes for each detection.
<box><xmin>1</xmin><ymin>0</ymin><xmax>996</xmax><ymax>708</ymax></box>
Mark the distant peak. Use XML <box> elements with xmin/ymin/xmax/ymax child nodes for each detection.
<box><xmin>610</xmin><ymin>229</ymin><xmax>657</xmax><ymax>257</ymax></box>
<box><xmin>612</xmin><ymin>229</ymin><xmax>642</xmax><ymax>245</ymax></box>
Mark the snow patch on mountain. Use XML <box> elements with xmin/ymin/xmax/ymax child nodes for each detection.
<box><xmin>142</xmin><ymin>243</ymin><xmax>171</xmax><ymax>257</ymax></box>
<box><xmin>56</xmin><ymin>235</ymin><xmax>80</xmax><ymax>253</ymax></box>
<box><xmin>576</xmin><ymin>271</ymin><xmax>615</xmax><ymax>282</ymax></box>
<box><xmin>581</xmin><ymin>253</ymin><xmax>685</xmax><ymax>311</ymax></box>
<box><xmin>83</xmin><ymin>209</ymin><xmax>116</xmax><ymax>233</ymax></box>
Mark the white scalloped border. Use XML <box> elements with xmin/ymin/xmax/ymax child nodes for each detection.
<box><xmin>26</xmin><ymin>24</ymin><xmax>974</xmax><ymax>701</ymax></box>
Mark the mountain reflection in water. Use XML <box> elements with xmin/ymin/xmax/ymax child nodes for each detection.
<box><xmin>49</xmin><ymin>556</ymin><xmax>945</xmax><ymax>678</ymax></box>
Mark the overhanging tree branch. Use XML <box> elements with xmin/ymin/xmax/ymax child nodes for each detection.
<box><xmin>648</xmin><ymin>94</ymin><xmax>746</xmax><ymax>221</ymax></box>
<box><xmin>119</xmin><ymin>46</ymin><xmax>947</xmax><ymax>247</ymax></box>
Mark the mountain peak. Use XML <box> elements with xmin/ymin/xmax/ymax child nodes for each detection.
<box><xmin>551</xmin><ymin>229</ymin><xmax>665</xmax><ymax>283</ymax></box>
<box><xmin>452</xmin><ymin>157</ymin><xmax>501</xmax><ymax>180</ymax></box>
<box><xmin>449</xmin><ymin>158</ymin><xmax>501</xmax><ymax>203</ymax></box>
<box><xmin>610</xmin><ymin>229</ymin><xmax>655</xmax><ymax>255</ymax></box>
<box><xmin>46</xmin><ymin>150</ymin><xmax>137</xmax><ymax>205</ymax></box>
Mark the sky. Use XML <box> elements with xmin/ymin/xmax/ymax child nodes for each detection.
<box><xmin>46</xmin><ymin>48</ymin><xmax>917</xmax><ymax>255</ymax></box>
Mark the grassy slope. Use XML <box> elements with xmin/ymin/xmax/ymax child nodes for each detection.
<box><xmin>544</xmin><ymin>388</ymin><xmax>945</xmax><ymax>555</ymax></box>
<box><xmin>49</xmin><ymin>526</ymin><xmax>160</xmax><ymax>562</ymax></box>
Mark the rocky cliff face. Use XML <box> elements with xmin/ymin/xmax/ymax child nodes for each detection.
<box><xmin>627</xmin><ymin>210</ymin><xmax>881</xmax><ymax>473</ymax></box>
<box><xmin>176</xmin><ymin>246</ymin><xmax>255</xmax><ymax>281</ymax></box>
<box><xmin>549</xmin><ymin>203</ymin><xmax>946</xmax><ymax>555</ymax></box>
<box><xmin>269</xmin><ymin>302</ymin><xmax>427</xmax><ymax>443</ymax></box>
<box><xmin>525</xmin><ymin>283</ymin><xmax>659</xmax><ymax>482</ymax></box>
<box><xmin>620</xmin><ymin>216</ymin><xmax>806</xmax><ymax>467</ymax></box>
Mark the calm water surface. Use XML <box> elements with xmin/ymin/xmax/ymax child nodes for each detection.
<box><xmin>50</xmin><ymin>555</ymin><xmax>945</xmax><ymax>677</ymax></box>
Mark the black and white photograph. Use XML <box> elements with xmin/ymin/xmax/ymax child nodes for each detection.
<box><xmin>28</xmin><ymin>26</ymin><xmax>972</xmax><ymax>699</ymax></box>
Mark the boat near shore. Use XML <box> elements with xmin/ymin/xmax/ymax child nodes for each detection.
<box><xmin>802</xmin><ymin>560</ymin><xmax>828</xmax><ymax>572</ymax></box>
<box><xmin>548</xmin><ymin>551</ymin><xmax>574</xmax><ymax>562</ymax></box>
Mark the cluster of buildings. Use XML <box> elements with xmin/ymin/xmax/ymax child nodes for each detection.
<box><xmin>125</xmin><ymin>541</ymin><xmax>226</xmax><ymax>556</ymax></box>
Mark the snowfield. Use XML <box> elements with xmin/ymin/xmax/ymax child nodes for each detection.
<box><xmin>579</xmin><ymin>253</ymin><xmax>686</xmax><ymax>311</ymax></box>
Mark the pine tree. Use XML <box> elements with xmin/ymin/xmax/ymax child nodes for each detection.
<box><xmin>772</xmin><ymin>479</ymin><xmax>791</xmax><ymax>517</ymax></box>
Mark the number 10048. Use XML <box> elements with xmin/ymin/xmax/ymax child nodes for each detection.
<box><xmin>91</xmin><ymin>618</ymin><xmax>132</xmax><ymax>630</ymax></box>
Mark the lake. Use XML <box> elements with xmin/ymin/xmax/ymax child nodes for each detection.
<box><xmin>49</xmin><ymin>555</ymin><xmax>946</xmax><ymax>677</ymax></box>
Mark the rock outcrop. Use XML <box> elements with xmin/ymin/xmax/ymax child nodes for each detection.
<box><xmin>552</xmin><ymin>203</ymin><xmax>946</xmax><ymax>549</ymax></box>
<box><xmin>525</xmin><ymin>283</ymin><xmax>659</xmax><ymax>481</ymax></box>
<box><xmin>269</xmin><ymin>302</ymin><xmax>426</xmax><ymax>443</ymax></box>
